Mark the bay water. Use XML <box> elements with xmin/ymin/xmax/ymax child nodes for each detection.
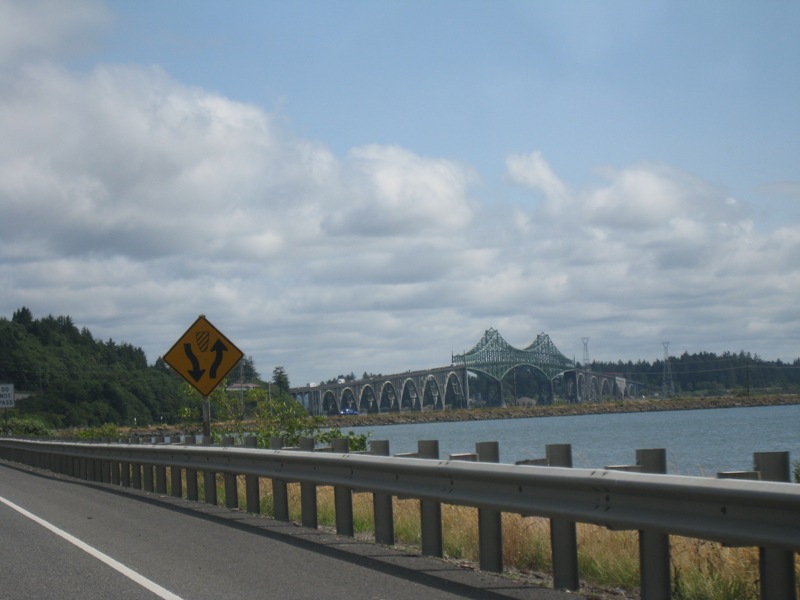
<box><xmin>342</xmin><ymin>403</ymin><xmax>800</xmax><ymax>476</ymax></box>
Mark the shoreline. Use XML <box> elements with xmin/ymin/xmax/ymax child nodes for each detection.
<box><xmin>324</xmin><ymin>393</ymin><xmax>800</xmax><ymax>428</ymax></box>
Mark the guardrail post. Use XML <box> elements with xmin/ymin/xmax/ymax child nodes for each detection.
<box><xmin>243</xmin><ymin>436</ymin><xmax>260</xmax><ymax>513</ymax></box>
<box><xmin>154</xmin><ymin>436</ymin><xmax>167</xmax><ymax>494</ymax></box>
<box><xmin>753</xmin><ymin>451</ymin><xmax>797</xmax><ymax>600</ymax></box>
<box><xmin>269</xmin><ymin>438</ymin><xmax>289</xmax><ymax>521</ymax></box>
<box><xmin>547</xmin><ymin>443</ymin><xmax>580</xmax><ymax>591</ymax></box>
<box><xmin>202</xmin><ymin>435</ymin><xmax>217</xmax><ymax>505</ymax></box>
<box><xmin>143</xmin><ymin>453</ymin><xmax>154</xmax><ymax>492</ymax></box>
<box><xmin>80</xmin><ymin>454</ymin><xmax>90</xmax><ymax>480</ymax></box>
<box><xmin>370</xmin><ymin>440</ymin><xmax>394</xmax><ymax>545</ymax></box>
<box><xmin>222</xmin><ymin>436</ymin><xmax>238</xmax><ymax>509</ymax></box>
<box><xmin>170</xmin><ymin>437</ymin><xmax>183</xmax><ymax>498</ymax></box>
<box><xmin>636</xmin><ymin>448</ymin><xmax>671</xmax><ymax>600</ymax></box>
<box><xmin>418</xmin><ymin>440</ymin><xmax>443</xmax><ymax>557</ymax></box>
<box><xmin>184</xmin><ymin>436</ymin><xmax>199</xmax><ymax>501</ymax></box>
<box><xmin>120</xmin><ymin>450</ymin><xmax>130</xmax><ymax>488</ymax></box>
<box><xmin>332</xmin><ymin>438</ymin><xmax>354</xmax><ymax>537</ymax></box>
<box><xmin>130</xmin><ymin>438</ymin><xmax>142</xmax><ymax>489</ymax></box>
<box><xmin>299</xmin><ymin>437</ymin><xmax>318</xmax><ymax>529</ymax></box>
<box><xmin>476</xmin><ymin>441</ymin><xmax>503</xmax><ymax>572</ymax></box>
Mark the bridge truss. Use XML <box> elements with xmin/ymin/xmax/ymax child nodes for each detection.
<box><xmin>291</xmin><ymin>328</ymin><xmax>639</xmax><ymax>414</ymax></box>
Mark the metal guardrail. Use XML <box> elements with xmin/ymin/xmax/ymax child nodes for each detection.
<box><xmin>1</xmin><ymin>437</ymin><xmax>798</xmax><ymax>600</ymax></box>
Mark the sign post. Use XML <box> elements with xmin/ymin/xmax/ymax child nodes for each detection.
<box><xmin>163</xmin><ymin>316</ymin><xmax>243</xmax><ymax>437</ymax></box>
<box><xmin>1</xmin><ymin>384</ymin><xmax>14</xmax><ymax>435</ymax></box>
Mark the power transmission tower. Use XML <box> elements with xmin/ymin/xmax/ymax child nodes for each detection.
<box><xmin>582</xmin><ymin>337</ymin><xmax>590</xmax><ymax>370</ymax></box>
<box><xmin>662</xmin><ymin>342</ymin><xmax>675</xmax><ymax>397</ymax></box>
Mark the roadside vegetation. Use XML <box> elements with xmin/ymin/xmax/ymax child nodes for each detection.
<box><xmin>168</xmin><ymin>474</ymin><xmax>788</xmax><ymax>600</ymax></box>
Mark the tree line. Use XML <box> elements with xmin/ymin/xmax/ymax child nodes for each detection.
<box><xmin>0</xmin><ymin>308</ymin><xmax>279</xmax><ymax>428</ymax></box>
<box><xmin>588</xmin><ymin>351</ymin><xmax>800</xmax><ymax>395</ymax></box>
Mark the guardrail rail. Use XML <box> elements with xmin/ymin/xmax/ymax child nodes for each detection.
<box><xmin>1</xmin><ymin>436</ymin><xmax>797</xmax><ymax>600</ymax></box>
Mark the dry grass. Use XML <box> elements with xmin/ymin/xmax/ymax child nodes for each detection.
<box><xmin>167</xmin><ymin>470</ymin><xmax>797</xmax><ymax>600</ymax></box>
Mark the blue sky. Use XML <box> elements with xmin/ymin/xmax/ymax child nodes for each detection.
<box><xmin>98</xmin><ymin>2</ymin><xmax>800</xmax><ymax>202</ymax></box>
<box><xmin>1</xmin><ymin>0</ymin><xmax>799</xmax><ymax>386</ymax></box>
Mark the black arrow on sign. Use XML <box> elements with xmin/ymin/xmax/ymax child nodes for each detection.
<box><xmin>183</xmin><ymin>343</ymin><xmax>205</xmax><ymax>382</ymax></box>
<box><xmin>210</xmin><ymin>339</ymin><xmax>228</xmax><ymax>379</ymax></box>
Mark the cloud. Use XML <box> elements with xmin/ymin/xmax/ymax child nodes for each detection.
<box><xmin>1</xmin><ymin>1</ymin><xmax>799</xmax><ymax>386</ymax></box>
<box><xmin>0</xmin><ymin>0</ymin><xmax>110</xmax><ymax>69</ymax></box>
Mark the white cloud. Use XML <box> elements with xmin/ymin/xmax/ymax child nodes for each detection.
<box><xmin>1</xmin><ymin>1</ymin><xmax>799</xmax><ymax>386</ymax></box>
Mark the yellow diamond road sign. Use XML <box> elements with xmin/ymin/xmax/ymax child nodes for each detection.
<box><xmin>163</xmin><ymin>315</ymin><xmax>244</xmax><ymax>396</ymax></box>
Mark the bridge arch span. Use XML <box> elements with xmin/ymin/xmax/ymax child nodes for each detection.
<box><xmin>401</xmin><ymin>378</ymin><xmax>420</xmax><ymax>411</ymax></box>
<box><xmin>358</xmin><ymin>384</ymin><xmax>378</xmax><ymax>413</ymax></box>
<box><xmin>322</xmin><ymin>390</ymin><xmax>338</xmax><ymax>415</ymax></box>
<box><xmin>379</xmin><ymin>381</ymin><xmax>398</xmax><ymax>412</ymax></box>
<box><xmin>422</xmin><ymin>376</ymin><xmax>442</xmax><ymax>410</ymax></box>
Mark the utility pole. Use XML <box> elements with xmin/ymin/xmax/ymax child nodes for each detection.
<box><xmin>582</xmin><ymin>338</ymin><xmax>590</xmax><ymax>370</ymax></box>
<box><xmin>662</xmin><ymin>342</ymin><xmax>675</xmax><ymax>398</ymax></box>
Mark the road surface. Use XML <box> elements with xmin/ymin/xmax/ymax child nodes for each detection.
<box><xmin>0</xmin><ymin>461</ymin><xmax>581</xmax><ymax>600</ymax></box>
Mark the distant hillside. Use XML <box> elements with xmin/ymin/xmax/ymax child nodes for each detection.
<box><xmin>0</xmin><ymin>307</ymin><xmax>183</xmax><ymax>427</ymax></box>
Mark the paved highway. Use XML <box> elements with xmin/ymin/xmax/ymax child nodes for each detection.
<box><xmin>0</xmin><ymin>462</ymin><xmax>581</xmax><ymax>599</ymax></box>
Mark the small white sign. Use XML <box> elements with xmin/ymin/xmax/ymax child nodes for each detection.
<box><xmin>0</xmin><ymin>384</ymin><xmax>14</xmax><ymax>408</ymax></box>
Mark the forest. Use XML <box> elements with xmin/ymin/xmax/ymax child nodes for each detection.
<box><xmin>2</xmin><ymin>307</ymin><xmax>799</xmax><ymax>428</ymax></box>
<box><xmin>0</xmin><ymin>307</ymin><xmax>185</xmax><ymax>427</ymax></box>
<box><xmin>589</xmin><ymin>351</ymin><xmax>800</xmax><ymax>396</ymax></box>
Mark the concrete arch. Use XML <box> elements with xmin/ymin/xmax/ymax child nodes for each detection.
<box><xmin>340</xmin><ymin>387</ymin><xmax>357</xmax><ymax>413</ymax></box>
<box><xmin>322</xmin><ymin>390</ymin><xmax>338</xmax><ymax>415</ymax></box>
<box><xmin>589</xmin><ymin>377</ymin><xmax>600</xmax><ymax>402</ymax></box>
<box><xmin>401</xmin><ymin>378</ymin><xmax>419</xmax><ymax>411</ymax></box>
<box><xmin>359</xmin><ymin>384</ymin><xmax>378</xmax><ymax>413</ymax></box>
<box><xmin>422</xmin><ymin>376</ymin><xmax>442</xmax><ymax>410</ymax></box>
<box><xmin>576</xmin><ymin>373</ymin><xmax>587</xmax><ymax>403</ymax></box>
<box><xmin>379</xmin><ymin>382</ymin><xmax>398</xmax><ymax>412</ymax></box>
<box><xmin>444</xmin><ymin>372</ymin><xmax>466</xmax><ymax>409</ymax></box>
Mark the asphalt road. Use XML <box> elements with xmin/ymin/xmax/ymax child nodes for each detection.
<box><xmin>0</xmin><ymin>462</ymin><xmax>581</xmax><ymax>600</ymax></box>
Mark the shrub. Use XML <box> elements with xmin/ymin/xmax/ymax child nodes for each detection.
<box><xmin>5</xmin><ymin>416</ymin><xmax>51</xmax><ymax>437</ymax></box>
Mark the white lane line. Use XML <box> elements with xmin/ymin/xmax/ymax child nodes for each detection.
<box><xmin>0</xmin><ymin>495</ymin><xmax>184</xmax><ymax>600</ymax></box>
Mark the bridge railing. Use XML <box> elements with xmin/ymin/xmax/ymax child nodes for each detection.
<box><xmin>0</xmin><ymin>437</ymin><xmax>797</xmax><ymax>600</ymax></box>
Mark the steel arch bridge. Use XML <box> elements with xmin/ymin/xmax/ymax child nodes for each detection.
<box><xmin>451</xmin><ymin>328</ymin><xmax>575</xmax><ymax>405</ymax></box>
<box><xmin>291</xmin><ymin>328</ymin><xmax>637</xmax><ymax>414</ymax></box>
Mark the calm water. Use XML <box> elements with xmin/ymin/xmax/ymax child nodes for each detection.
<box><xmin>343</xmin><ymin>404</ymin><xmax>800</xmax><ymax>476</ymax></box>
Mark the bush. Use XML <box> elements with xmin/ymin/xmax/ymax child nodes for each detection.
<box><xmin>5</xmin><ymin>416</ymin><xmax>51</xmax><ymax>437</ymax></box>
<box><xmin>75</xmin><ymin>423</ymin><xmax>120</xmax><ymax>440</ymax></box>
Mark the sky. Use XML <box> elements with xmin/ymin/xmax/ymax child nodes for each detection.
<box><xmin>1</xmin><ymin>0</ymin><xmax>799</xmax><ymax>387</ymax></box>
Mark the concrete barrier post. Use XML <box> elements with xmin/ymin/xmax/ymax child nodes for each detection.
<box><xmin>636</xmin><ymin>448</ymin><xmax>671</xmax><ymax>600</ymax></box>
<box><xmin>418</xmin><ymin>440</ymin><xmax>443</xmax><ymax>557</ymax></box>
<box><xmin>332</xmin><ymin>438</ymin><xmax>354</xmax><ymax>537</ymax></box>
<box><xmin>221</xmin><ymin>436</ymin><xmax>238</xmax><ymax>509</ymax></box>
<box><xmin>754</xmin><ymin>451</ymin><xmax>796</xmax><ymax>600</ymax></box>
<box><xmin>243</xmin><ymin>436</ymin><xmax>260</xmax><ymax>513</ymax></box>
<box><xmin>546</xmin><ymin>443</ymin><xmax>579</xmax><ymax>591</ymax></box>
<box><xmin>476</xmin><ymin>441</ymin><xmax>503</xmax><ymax>572</ymax></box>
<box><xmin>299</xmin><ymin>437</ymin><xmax>318</xmax><ymax>529</ymax></box>
<box><xmin>370</xmin><ymin>440</ymin><xmax>395</xmax><ymax>545</ymax></box>
<box><xmin>269</xmin><ymin>438</ymin><xmax>289</xmax><ymax>521</ymax></box>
